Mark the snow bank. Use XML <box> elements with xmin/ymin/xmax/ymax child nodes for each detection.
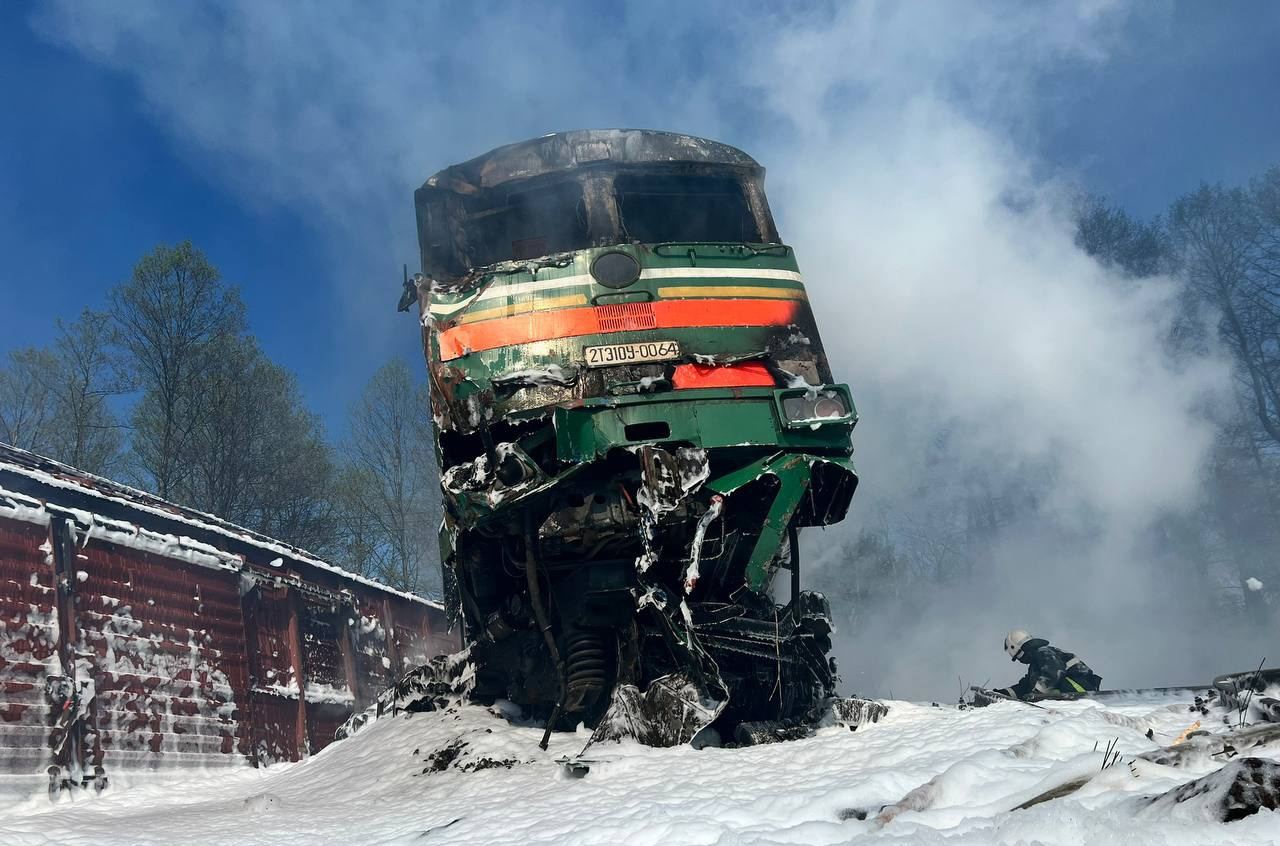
<box><xmin>1</xmin><ymin>693</ymin><xmax>1277</xmax><ymax>845</ymax></box>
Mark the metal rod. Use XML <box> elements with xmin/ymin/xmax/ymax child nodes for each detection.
<box><xmin>789</xmin><ymin>524</ymin><xmax>800</xmax><ymax>623</ymax></box>
<box><xmin>524</xmin><ymin>513</ymin><xmax>565</xmax><ymax>750</ymax></box>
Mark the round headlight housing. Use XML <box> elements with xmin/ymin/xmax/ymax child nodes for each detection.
<box><xmin>780</xmin><ymin>389</ymin><xmax>851</xmax><ymax>427</ymax></box>
<box><xmin>590</xmin><ymin>251</ymin><xmax>642</xmax><ymax>289</ymax></box>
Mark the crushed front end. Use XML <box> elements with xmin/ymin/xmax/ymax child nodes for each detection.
<box><xmin>410</xmin><ymin>130</ymin><xmax>858</xmax><ymax>744</ymax></box>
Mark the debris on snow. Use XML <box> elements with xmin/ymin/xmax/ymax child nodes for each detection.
<box><xmin>828</xmin><ymin>697</ymin><xmax>891</xmax><ymax>729</ymax></box>
<box><xmin>588</xmin><ymin>672</ymin><xmax>725</xmax><ymax>749</ymax></box>
<box><xmin>1140</xmin><ymin>757</ymin><xmax>1280</xmax><ymax>823</ymax></box>
<box><xmin>337</xmin><ymin>651</ymin><xmax>475</xmax><ymax>742</ymax></box>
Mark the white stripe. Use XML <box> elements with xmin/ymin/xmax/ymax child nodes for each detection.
<box><xmin>640</xmin><ymin>268</ymin><xmax>803</xmax><ymax>282</ymax></box>
<box><xmin>427</xmin><ymin>298</ymin><xmax>478</xmax><ymax>317</ymax></box>
<box><xmin>428</xmin><ymin>267</ymin><xmax>804</xmax><ymax>315</ymax></box>
<box><xmin>429</xmin><ymin>275</ymin><xmax>592</xmax><ymax>315</ymax></box>
<box><xmin>1065</xmin><ymin>656</ymin><xmax>1082</xmax><ymax>669</ymax></box>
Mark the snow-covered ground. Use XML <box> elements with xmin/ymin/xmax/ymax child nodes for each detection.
<box><xmin>1</xmin><ymin>694</ymin><xmax>1276</xmax><ymax>845</ymax></box>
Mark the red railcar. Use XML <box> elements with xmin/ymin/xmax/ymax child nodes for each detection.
<box><xmin>0</xmin><ymin>444</ymin><xmax>456</xmax><ymax>800</ymax></box>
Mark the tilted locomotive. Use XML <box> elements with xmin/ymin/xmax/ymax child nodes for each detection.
<box><xmin>405</xmin><ymin>129</ymin><xmax>858</xmax><ymax>743</ymax></box>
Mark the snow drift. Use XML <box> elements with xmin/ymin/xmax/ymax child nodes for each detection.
<box><xmin>2</xmin><ymin>690</ymin><xmax>1277</xmax><ymax>845</ymax></box>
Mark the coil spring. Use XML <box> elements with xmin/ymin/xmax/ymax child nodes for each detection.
<box><xmin>564</xmin><ymin>630</ymin><xmax>608</xmax><ymax>695</ymax></box>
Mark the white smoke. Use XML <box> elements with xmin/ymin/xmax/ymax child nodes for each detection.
<box><xmin>34</xmin><ymin>1</ymin><xmax>1244</xmax><ymax>698</ymax></box>
<box><xmin>787</xmin><ymin>102</ymin><xmax>1234</xmax><ymax>695</ymax></box>
<box><xmin>733</xmin><ymin>4</ymin><xmax>1238</xmax><ymax>696</ymax></box>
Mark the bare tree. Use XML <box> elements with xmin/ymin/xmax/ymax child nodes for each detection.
<box><xmin>1167</xmin><ymin>178</ymin><xmax>1280</xmax><ymax>618</ymax></box>
<box><xmin>110</xmin><ymin>241</ymin><xmax>245</xmax><ymax>497</ymax></box>
<box><xmin>0</xmin><ymin>348</ymin><xmax>59</xmax><ymax>452</ymax></box>
<box><xmin>0</xmin><ymin>312</ymin><xmax>120</xmax><ymax>474</ymax></box>
<box><xmin>1251</xmin><ymin>167</ymin><xmax>1280</xmax><ymax>288</ymax></box>
<box><xmin>177</xmin><ymin>333</ymin><xmax>337</xmax><ymax>554</ymax></box>
<box><xmin>1169</xmin><ymin>184</ymin><xmax>1280</xmax><ymax>446</ymax></box>
<box><xmin>46</xmin><ymin>309</ymin><xmax>122</xmax><ymax>474</ymax></box>
<box><xmin>338</xmin><ymin>359</ymin><xmax>441</xmax><ymax>594</ymax></box>
<box><xmin>1074</xmin><ymin>194</ymin><xmax>1168</xmax><ymax>279</ymax></box>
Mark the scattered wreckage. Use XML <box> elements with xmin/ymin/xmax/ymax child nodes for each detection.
<box><xmin>393</xmin><ymin>130</ymin><xmax>864</xmax><ymax>747</ymax></box>
<box><xmin>950</xmin><ymin>668</ymin><xmax>1280</xmax><ymax>825</ymax></box>
<box><xmin>966</xmin><ymin>667</ymin><xmax>1280</xmax><ymax>725</ymax></box>
<box><xmin>338</xmin><ymin>648</ymin><xmax>888</xmax><ymax>764</ymax></box>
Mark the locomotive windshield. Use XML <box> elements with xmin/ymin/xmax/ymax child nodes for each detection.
<box><xmin>615</xmin><ymin>174</ymin><xmax>760</xmax><ymax>244</ymax></box>
<box><xmin>461</xmin><ymin>181</ymin><xmax>590</xmax><ymax>266</ymax></box>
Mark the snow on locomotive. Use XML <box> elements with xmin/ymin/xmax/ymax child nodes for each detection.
<box><xmin>405</xmin><ymin>129</ymin><xmax>859</xmax><ymax>744</ymax></box>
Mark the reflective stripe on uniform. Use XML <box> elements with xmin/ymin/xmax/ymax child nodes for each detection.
<box><xmin>1063</xmin><ymin>656</ymin><xmax>1089</xmax><ymax>693</ymax></box>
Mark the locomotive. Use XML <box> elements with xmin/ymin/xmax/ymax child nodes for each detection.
<box><xmin>404</xmin><ymin>129</ymin><xmax>858</xmax><ymax>744</ymax></box>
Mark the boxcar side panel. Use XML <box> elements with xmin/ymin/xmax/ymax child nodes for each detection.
<box><xmin>0</xmin><ymin>518</ymin><xmax>57</xmax><ymax>800</ymax></box>
<box><xmin>76</xmin><ymin>538</ymin><xmax>250</xmax><ymax>776</ymax></box>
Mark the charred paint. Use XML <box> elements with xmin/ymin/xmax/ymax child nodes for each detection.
<box><xmin>411</xmin><ymin>130</ymin><xmax>859</xmax><ymax>740</ymax></box>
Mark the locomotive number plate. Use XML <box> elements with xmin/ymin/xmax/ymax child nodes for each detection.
<box><xmin>585</xmin><ymin>340</ymin><xmax>680</xmax><ymax>367</ymax></box>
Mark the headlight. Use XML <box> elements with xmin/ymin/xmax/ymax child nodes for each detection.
<box><xmin>778</xmin><ymin>387</ymin><xmax>855</xmax><ymax>428</ymax></box>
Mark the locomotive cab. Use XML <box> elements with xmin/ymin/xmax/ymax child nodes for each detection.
<box><xmin>415</xmin><ymin>131</ymin><xmax>778</xmax><ymax>280</ymax></box>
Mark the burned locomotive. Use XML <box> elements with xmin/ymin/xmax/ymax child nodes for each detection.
<box><xmin>405</xmin><ymin>130</ymin><xmax>858</xmax><ymax>744</ymax></box>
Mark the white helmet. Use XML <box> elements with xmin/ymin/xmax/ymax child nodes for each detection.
<box><xmin>1004</xmin><ymin>629</ymin><xmax>1033</xmax><ymax>661</ymax></box>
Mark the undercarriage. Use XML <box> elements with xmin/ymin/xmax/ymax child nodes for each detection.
<box><xmin>447</xmin><ymin>442</ymin><xmax>850</xmax><ymax>746</ymax></box>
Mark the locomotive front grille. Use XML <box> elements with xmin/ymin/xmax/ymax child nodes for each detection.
<box><xmin>595</xmin><ymin>302</ymin><xmax>657</xmax><ymax>333</ymax></box>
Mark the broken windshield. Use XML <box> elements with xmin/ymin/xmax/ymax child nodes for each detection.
<box><xmin>462</xmin><ymin>181</ymin><xmax>591</xmax><ymax>268</ymax></box>
<box><xmin>615</xmin><ymin>174</ymin><xmax>761</xmax><ymax>244</ymax></box>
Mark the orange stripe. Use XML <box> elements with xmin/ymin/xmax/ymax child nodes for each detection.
<box><xmin>437</xmin><ymin>299</ymin><xmax>799</xmax><ymax>359</ymax></box>
<box><xmin>672</xmin><ymin>361</ymin><xmax>776</xmax><ymax>389</ymax></box>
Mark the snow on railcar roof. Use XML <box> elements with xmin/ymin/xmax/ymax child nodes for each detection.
<box><xmin>0</xmin><ymin>441</ymin><xmax>441</xmax><ymax>608</ymax></box>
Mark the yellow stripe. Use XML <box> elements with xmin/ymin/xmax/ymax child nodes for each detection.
<box><xmin>455</xmin><ymin>293</ymin><xmax>589</xmax><ymax>325</ymax></box>
<box><xmin>659</xmin><ymin>285</ymin><xmax>807</xmax><ymax>300</ymax></box>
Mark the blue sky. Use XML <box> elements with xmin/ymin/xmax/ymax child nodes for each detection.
<box><xmin>1</xmin><ymin>4</ymin><xmax>337</xmax><ymax>413</ymax></box>
<box><xmin>2</xmin><ymin>1</ymin><xmax>1278</xmax><ymax>433</ymax></box>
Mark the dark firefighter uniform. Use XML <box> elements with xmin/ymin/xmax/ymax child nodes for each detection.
<box><xmin>996</xmin><ymin>630</ymin><xmax>1102</xmax><ymax>700</ymax></box>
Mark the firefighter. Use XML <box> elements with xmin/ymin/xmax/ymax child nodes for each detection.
<box><xmin>995</xmin><ymin>630</ymin><xmax>1102</xmax><ymax>700</ymax></box>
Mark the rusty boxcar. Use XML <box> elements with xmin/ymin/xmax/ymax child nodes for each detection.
<box><xmin>0</xmin><ymin>444</ymin><xmax>456</xmax><ymax>800</ymax></box>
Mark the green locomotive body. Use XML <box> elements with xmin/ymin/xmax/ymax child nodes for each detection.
<box><xmin>409</xmin><ymin>129</ymin><xmax>858</xmax><ymax>740</ymax></box>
